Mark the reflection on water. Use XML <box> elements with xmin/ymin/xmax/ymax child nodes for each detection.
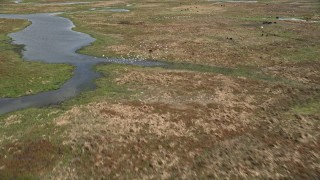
<box><xmin>278</xmin><ymin>17</ymin><xmax>319</xmax><ymax>23</ymax></box>
<box><xmin>0</xmin><ymin>13</ymin><xmax>163</xmax><ymax>115</ymax></box>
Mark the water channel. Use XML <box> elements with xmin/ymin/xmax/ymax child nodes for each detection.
<box><xmin>0</xmin><ymin>13</ymin><xmax>163</xmax><ymax>115</ymax></box>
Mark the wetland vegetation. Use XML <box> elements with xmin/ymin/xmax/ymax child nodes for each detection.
<box><xmin>0</xmin><ymin>0</ymin><xmax>319</xmax><ymax>179</ymax></box>
<box><xmin>0</xmin><ymin>18</ymin><xmax>73</xmax><ymax>98</ymax></box>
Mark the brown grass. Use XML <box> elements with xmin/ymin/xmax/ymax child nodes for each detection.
<box><xmin>68</xmin><ymin>0</ymin><xmax>320</xmax><ymax>85</ymax></box>
<box><xmin>1</xmin><ymin>0</ymin><xmax>319</xmax><ymax>178</ymax></box>
<box><xmin>52</xmin><ymin>67</ymin><xmax>319</xmax><ymax>178</ymax></box>
<box><xmin>0</xmin><ymin>140</ymin><xmax>61</xmax><ymax>178</ymax></box>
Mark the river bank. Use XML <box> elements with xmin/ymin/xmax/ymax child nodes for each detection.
<box><xmin>0</xmin><ymin>13</ymin><xmax>163</xmax><ymax>114</ymax></box>
<box><xmin>0</xmin><ymin>0</ymin><xmax>319</xmax><ymax>178</ymax></box>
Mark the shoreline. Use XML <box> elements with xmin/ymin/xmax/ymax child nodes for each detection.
<box><xmin>0</xmin><ymin>13</ymin><xmax>163</xmax><ymax>115</ymax></box>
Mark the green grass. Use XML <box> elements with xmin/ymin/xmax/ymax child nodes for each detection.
<box><xmin>77</xmin><ymin>32</ymin><xmax>121</xmax><ymax>57</ymax></box>
<box><xmin>63</xmin><ymin>61</ymin><xmax>299</xmax><ymax>110</ymax></box>
<box><xmin>292</xmin><ymin>99</ymin><xmax>320</xmax><ymax>115</ymax></box>
<box><xmin>0</xmin><ymin>63</ymin><xmax>134</xmax><ymax>179</ymax></box>
<box><xmin>62</xmin><ymin>64</ymin><xmax>134</xmax><ymax>106</ymax></box>
<box><xmin>163</xmin><ymin>62</ymin><xmax>293</xmax><ymax>83</ymax></box>
<box><xmin>64</xmin><ymin>12</ymin><xmax>141</xmax><ymax>58</ymax></box>
<box><xmin>0</xmin><ymin>64</ymin><xmax>133</xmax><ymax>142</ymax></box>
<box><xmin>0</xmin><ymin>1</ymin><xmax>319</xmax><ymax>178</ymax></box>
<box><xmin>283</xmin><ymin>46</ymin><xmax>320</xmax><ymax>62</ymax></box>
<box><xmin>240</xmin><ymin>16</ymin><xmax>277</xmax><ymax>22</ymax></box>
<box><xmin>0</xmin><ymin>108</ymin><xmax>64</xmax><ymax>144</ymax></box>
<box><xmin>0</xmin><ymin>108</ymin><xmax>67</xmax><ymax>179</ymax></box>
<box><xmin>0</xmin><ymin>18</ymin><xmax>73</xmax><ymax>98</ymax></box>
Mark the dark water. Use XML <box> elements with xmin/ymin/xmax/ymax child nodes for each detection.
<box><xmin>0</xmin><ymin>13</ymin><xmax>163</xmax><ymax>115</ymax></box>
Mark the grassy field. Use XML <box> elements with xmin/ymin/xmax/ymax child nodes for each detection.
<box><xmin>0</xmin><ymin>18</ymin><xmax>73</xmax><ymax>98</ymax></box>
<box><xmin>0</xmin><ymin>0</ymin><xmax>319</xmax><ymax>179</ymax></box>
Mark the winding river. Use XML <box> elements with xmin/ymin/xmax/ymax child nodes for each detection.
<box><xmin>0</xmin><ymin>13</ymin><xmax>163</xmax><ymax>115</ymax></box>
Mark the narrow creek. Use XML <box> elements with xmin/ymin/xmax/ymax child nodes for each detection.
<box><xmin>0</xmin><ymin>13</ymin><xmax>163</xmax><ymax>115</ymax></box>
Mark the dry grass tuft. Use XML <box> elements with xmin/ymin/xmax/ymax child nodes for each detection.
<box><xmin>52</xmin><ymin>67</ymin><xmax>319</xmax><ymax>178</ymax></box>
